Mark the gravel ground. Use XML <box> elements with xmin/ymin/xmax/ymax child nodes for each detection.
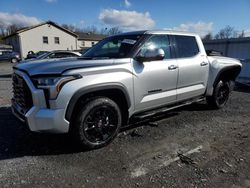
<box><xmin>0</xmin><ymin>61</ymin><xmax>15</xmax><ymax>76</ymax></box>
<box><xmin>0</xmin><ymin>77</ymin><xmax>249</xmax><ymax>188</ymax></box>
<box><xmin>0</xmin><ymin>78</ymin><xmax>12</xmax><ymax>106</ymax></box>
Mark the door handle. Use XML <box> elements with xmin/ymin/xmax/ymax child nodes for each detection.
<box><xmin>200</xmin><ymin>62</ymin><xmax>208</xmax><ymax>66</ymax></box>
<box><xmin>168</xmin><ymin>65</ymin><xmax>178</xmax><ymax>70</ymax></box>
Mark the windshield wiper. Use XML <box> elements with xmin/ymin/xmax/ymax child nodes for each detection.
<box><xmin>78</xmin><ymin>56</ymin><xmax>93</xmax><ymax>60</ymax></box>
<box><xmin>79</xmin><ymin>56</ymin><xmax>110</xmax><ymax>60</ymax></box>
<box><xmin>92</xmin><ymin>57</ymin><xmax>110</xmax><ymax>60</ymax></box>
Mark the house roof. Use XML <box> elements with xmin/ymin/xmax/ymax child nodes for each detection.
<box><xmin>3</xmin><ymin>21</ymin><xmax>78</xmax><ymax>39</ymax></box>
<box><xmin>75</xmin><ymin>32</ymin><xmax>106</xmax><ymax>41</ymax></box>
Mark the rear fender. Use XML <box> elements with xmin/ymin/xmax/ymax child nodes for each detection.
<box><xmin>206</xmin><ymin>58</ymin><xmax>241</xmax><ymax>96</ymax></box>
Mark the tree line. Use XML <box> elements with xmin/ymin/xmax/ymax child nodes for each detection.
<box><xmin>0</xmin><ymin>23</ymin><xmax>247</xmax><ymax>43</ymax></box>
<box><xmin>61</xmin><ymin>24</ymin><xmax>122</xmax><ymax>36</ymax></box>
<box><xmin>203</xmin><ymin>25</ymin><xmax>245</xmax><ymax>40</ymax></box>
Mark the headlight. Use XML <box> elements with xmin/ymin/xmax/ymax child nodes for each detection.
<box><xmin>33</xmin><ymin>77</ymin><xmax>61</xmax><ymax>86</ymax></box>
<box><xmin>32</xmin><ymin>75</ymin><xmax>81</xmax><ymax>99</ymax></box>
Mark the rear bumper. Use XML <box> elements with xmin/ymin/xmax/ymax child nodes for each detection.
<box><xmin>12</xmin><ymin>70</ymin><xmax>70</xmax><ymax>133</ymax></box>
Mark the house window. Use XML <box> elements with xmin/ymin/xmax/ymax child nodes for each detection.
<box><xmin>43</xmin><ymin>36</ymin><xmax>48</xmax><ymax>44</ymax></box>
<box><xmin>82</xmin><ymin>41</ymin><xmax>85</xmax><ymax>46</ymax></box>
<box><xmin>54</xmin><ymin>37</ymin><xmax>60</xmax><ymax>44</ymax></box>
<box><xmin>91</xmin><ymin>41</ymin><xmax>95</xmax><ymax>46</ymax></box>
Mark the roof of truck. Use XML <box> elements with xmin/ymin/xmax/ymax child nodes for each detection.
<box><xmin>118</xmin><ymin>30</ymin><xmax>199</xmax><ymax>37</ymax></box>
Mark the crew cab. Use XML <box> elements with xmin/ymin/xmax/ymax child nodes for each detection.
<box><xmin>12</xmin><ymin>30</ymin><xmax>241</xmax><ymax>148</ymax></box>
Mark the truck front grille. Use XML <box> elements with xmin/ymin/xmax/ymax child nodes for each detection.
<box><xmin>12</xmin><ymin>73</ymin><xmax>33</xmax><ymax>114</ymax></box>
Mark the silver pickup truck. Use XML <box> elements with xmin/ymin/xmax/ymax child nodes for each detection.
<box><xmin>12</xmin><ymin>30</ymin><xmax>241</xmax><ymax>148</ymax></box>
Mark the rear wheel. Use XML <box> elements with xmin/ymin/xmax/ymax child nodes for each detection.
<box><xmin>206</xmin><ymin>80</ymin><xmax>230</xmax><ymax>109</ymax></box>
<box><xmin>72</xmin><ymin>97</ymin><xmax>122</xmax><ymax>149</ymax></box>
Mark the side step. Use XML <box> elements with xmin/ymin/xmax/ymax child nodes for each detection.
<box><xmin>132</xmin><ymin>98</ymin><xmax>205</xmax><ymax>120</ymax></box>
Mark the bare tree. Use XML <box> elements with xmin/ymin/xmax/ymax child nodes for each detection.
<box><xmin>99</xmin><ymin>27</ymin><xmax>122</xmax><ymax>36</ymax></box>
<box><xmin>107</xmin><ymin>27</ymin><xmax>122</xmax><ymax>36</ymax></box>
<box><xmin>215</xmin><ymin>25</ymin><xmax>238</xmax><ymax>39</ymax></box>
<box><xmin>238</xmin><ymin>30</ymin><xmax>245</xmax><ymax>38</ymax></box>
<box><xmin>83</xmin><ymin>25</ymin><xmax>99</xmax><ymax>34</ymax></box>
<box><xmin>0</xmin><ymin>35</ymin><xmax>4</xmax><ymax>44</ymax></box>
<box><xmin>61</xmin><ymin>24</ymin><xmax>78</xmax><ymax>32</ymax></box>
<box><xmin>0</xmin><ymin>26</ymin><xmax>5</xmax><ymax>36</ymax></box>
<box><xmin>0</xmin><ymin>23</ymin><xmax>21</xmax><ymax>37</ymax></box>
<box><xmin>0</xmin><ymin>24</ymin><xmax>21</xmax><ymax>43</ymax></box>
<box><xmin>202</xmin><ymin>33</ymin><xmax>213</xmax><ymax>41</ymax></box>
<box><xmin>62</xmin><ymin>24</ymin><xmax>101</xmax><ymax>34</ymax></box>
<box><xmin>6</xmin><ymin>24</ymin><xmax>20</xmax><ymax>35</ymax></box>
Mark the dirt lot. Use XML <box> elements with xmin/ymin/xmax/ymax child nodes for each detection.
<box><xmin>0</xmin><ymin>61</ymin><xmax>14</xmax><ymax>76</ymax></box>
<box><xmin>0</xmin><ymin>77</ymin><xmax>249</xmax><ymax>188</ymax></box>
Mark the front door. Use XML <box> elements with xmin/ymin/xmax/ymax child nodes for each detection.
<box><xmin>133</xmin><ymin>35</ymin><xmax>178</xmax><ymax>112</ymax></box>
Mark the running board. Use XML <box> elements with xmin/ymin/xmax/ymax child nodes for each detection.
<box><xmin>132</xmin><ymin>98</ymin><xmax>205</xmax><ymax>120</ymax></box>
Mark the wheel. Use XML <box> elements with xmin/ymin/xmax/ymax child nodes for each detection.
<box><xmin>72</xmin><ymin>97</ymin><xmax>122</xmax><ymax>149</ymax></box>
<box><xmin>11</xmin><ymin>58</ymin><xmax>17</xmax><ymax>63</ymax></box>
<box><xmin>206</xmin><ymin>80</ymin><xmax>230</xmax><ymax>109</ymax></box>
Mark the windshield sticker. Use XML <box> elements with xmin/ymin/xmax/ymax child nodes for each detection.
<box><xmin>122</xmin><ymin>39</ymin><xmax>137</xmax><ymax>45</ymax></box>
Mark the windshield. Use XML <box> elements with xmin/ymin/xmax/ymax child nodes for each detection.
<box><xmin>36</xmin><ymin>52</ymin><xmax>50</xmax><ymax>59</ymax></box>
<box><xmin>82</xmin><ymin>34</ymin><xmax>143</xmax><ymax>59</ymax></box>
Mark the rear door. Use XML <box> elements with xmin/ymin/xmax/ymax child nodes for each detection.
<box><xmin>173</xmin><ymin>35</ymin><xmax>209</xmax><ymax>101</ymax></box>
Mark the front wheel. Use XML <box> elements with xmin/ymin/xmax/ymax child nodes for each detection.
<box><xmin>72</xmin><ymin>97</ymin><xmax>122</xmax><ymax>149</ymax></box>
<box><xmin>10</xmin><ymin>58</ymin><xmax>17</xmax><ymax>64</ymax></box>
<box><xmin>206</xmin><ymin>80</ymin><xmax>230</xmax><ymax>109</ymax></box>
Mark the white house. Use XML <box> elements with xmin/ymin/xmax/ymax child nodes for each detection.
<box><xmin>4</xmin><ymin>21</ymin><xmax>106</xmax><ymax>59</ymax></box>
<box><xmin>76</xmin><ymin>32</ymin><xmax>105</xmax><ymax>50</ymax></box>
<box><xmin>4</xmin><ymin>21</ymin><xmax>78</xmax><ymax>58</ymax></box>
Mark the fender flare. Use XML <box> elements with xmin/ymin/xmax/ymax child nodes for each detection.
<box><xmin>65</xmin><ymin>83</ymin><xmax>131</xmax><ymax>121</ymax></box>
<box><xmin>213</xmin><ymin>65</ymin><xmax>241</xmax><ymax>87</ymax></box>
<box><xmin>206</xmin><ymin>64</ymin><xmax>241</xmax><ymax>96</ymax></box>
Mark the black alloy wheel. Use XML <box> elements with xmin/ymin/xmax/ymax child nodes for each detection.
<box><xmin>216</xmin><ymin>82</ymin><xmax>230</xmax><ymax>106</ymax></box>
<box><xmin>72</xmin><ymin>97</ymin><xmax>122</xmax><ymax>149</ymax></box>
<box><xmin>83</xmin><ymin>105</ymin><xmax>119</xmax><ymax>144</ymax></box>
<box><xmin>207</xmin><ymin>80</ymin><xmax>230</xmax><ymax>109</ymax></box>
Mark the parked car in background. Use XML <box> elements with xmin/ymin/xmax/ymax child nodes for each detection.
<box><xmin>21</xmin><ymin>50</ymin><xmax>82</xmax><ymax>63</ymax></box>
<box><xmin>25</xmin><ymin>51</ymin><xmax>48</xmax><ymax>60</ymax></box>
<box><xmin>0</xmin><ymin>51</ymin><xmax>21</xmax><ymax>63</ymax></box>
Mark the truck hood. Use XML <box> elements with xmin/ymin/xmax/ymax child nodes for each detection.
<box><xmin>14</xmin><ymin>58</ymin><xmax>116</xmax><ymax>76</ymax></box>
<box><xmin>21</xmin><ymin>57</ymin><xmax>78</xmax><ymax>63</ymax></box>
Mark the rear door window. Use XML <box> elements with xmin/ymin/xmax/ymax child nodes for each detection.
<box><xmin>54</xmin><ymin>52</ymin><xmax>68</xmax><ymax>58</ymax></box>
<box><xmin>174</xmin><ymin>36</ymin><xmax>199</xmax><ymax>58</ymax></box>
<box><xmin>67</xmin><ymin>53</ymin><xmax>79</xmax><ymax>57</ymax></box>
<box><xmin>49</xmin><ymin>52</ymin><xmax>72</xmax><ymax>58</ymax></box>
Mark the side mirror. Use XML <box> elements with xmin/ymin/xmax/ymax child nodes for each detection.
<box><xmin>135</xmin><ymin>48</ymin><xmax>165</xmax><ymax>62</ymax></box>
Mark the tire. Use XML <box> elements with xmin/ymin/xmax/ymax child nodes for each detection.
<box><xmin>206</xmin><ymin>80</ymin><xmax>230</xmax><ymax>109</ymax></box>
<box><xmin>71</xmin><ymin>97</ymin><xmax>122</xmax><ymax>149</ymax></box>
<box><xmin>11</xmin><ymin>58</ymin><xmax>17</xmax><ymax>64</ymax></box>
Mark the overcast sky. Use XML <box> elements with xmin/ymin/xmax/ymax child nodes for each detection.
<box><xmin>0</xmin><ymin>0</ymin><xmax>249</xmax><ymax>36</ymax></box>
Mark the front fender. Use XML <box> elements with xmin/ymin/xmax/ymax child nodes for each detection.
<box><xmin>65</xmin><ymin>83</ymin><xmax>131</xmax><ymax>121</ymax></box>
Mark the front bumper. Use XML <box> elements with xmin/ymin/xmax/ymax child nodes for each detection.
<box><xmin>12</xmin><ymin>70</ymin><xmax>70</xmax><ymax>133</ymax></box>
